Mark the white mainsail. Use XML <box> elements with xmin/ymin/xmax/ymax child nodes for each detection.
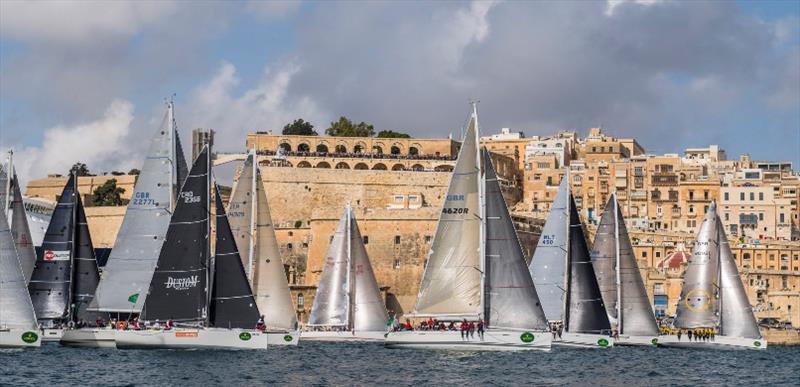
<box><xmin>674</xmin><ymin>202</ymin><xmax>720</xmax><ymax>329</ymax></box>
<box><xmin>5</xmin><ymin>162</ymin><xmax>37</xmax><ymax>283</ymax></box>
<box><xmin>308</xmin><ymin>209</ymin><xmax>352</xmax><ymax>326</ymax></box>
<box><xmin>412</xmin><ymin>108</ymin><xmax>482</xmax><ymax>318</ymax></box>
<box><xmin>717</xmin><ymin>217</ymin><xmax>761</xmax><ymax>339</ymax></box>
<box><xmin>0</xmin><ymin>209</ymin><xmax>38</xmax><ymax>330</ymax></box>
<box><xmin>349</xmin><ymin>208</ymin><xmax>390</xmax><ymax>331</ymax></box>
<box><xmin>89</xmin><ymin>103</ymin><xmax>184</xmax><ymax>313</ymax></box>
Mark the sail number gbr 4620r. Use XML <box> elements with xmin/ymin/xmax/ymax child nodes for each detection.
<box><xmin>442</xmin><ymin>207</ymin><xmax>469</xmax><ymax>215</ymax></box>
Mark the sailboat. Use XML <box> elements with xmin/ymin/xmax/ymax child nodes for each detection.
<box><xmin>528</xmin><ymin>174</ymin><xmax>614</xmax><ymax>348</ymax></box>
<box><xmin>663</xmin><ymin>202</ymin><xmax>766</xmax><ymax>350</ymax></box>
<box><xmin>386</xmin><ymin>105</ymin><xmax>552</xmax><ymax>351</ymax></box>
<box><xmin>591</xmin><ymin>193</ymin><xmax>661</xmax><ymax>346</ymax></box>
<box><xmin>0</xmin><ymin>208</ymin><xmax>41</xmax><ymax>348</ymax></box>
<box><xmin>62</xmin><ymin>101</ymin><xmax>188</xmax><ymax>348</ymax></box>
<box><xmin>27</xmin><ymin>172</ymin><xmax>107</xmax><ymax>342</ymax></box>
<box><xmin>303</xmin><ymin>204</ymin><xmax>389</xmax><ymax>341</ymax></box>
<box><xmin>2</xmin><ymin>151</ymin><xmax>37</xmax><ymax>283</ymax></box>
<box><xmin>228</xmin><ymin>150</ymin><xmax>299</xmax><ymax>346</ymax></box>
<box><xmin>116</xmin><ymin>146</ymin><xmax>268</xmax><ymax>349</ymax></box>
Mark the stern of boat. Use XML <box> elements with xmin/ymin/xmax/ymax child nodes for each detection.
<box><xmin>0</xmin><ymin>329</ymin><xmax>42</xmax><ymax>348</ymax></box>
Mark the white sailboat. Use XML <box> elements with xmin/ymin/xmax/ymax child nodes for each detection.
<box><xmin>303</xmin><ymin>204</ymin><xmax>389</xmax><ymax>341</ymax></box>
<box><xmin>227</xmin><ymin>150</ymin><xmax>299</xmax><ymax>346</ymax></box>
<box><xmin>591</xmin><ymin>193</ymin><xmax>661</xmax><ymax>346</ymax></box>
<box><xmin>0</xmin><ymin>208</ymin><xmax>41</xmax><ymax>348</ymax></box>
<box><xmin>116</xmin><ymin>146</ymin><xmax>268</xmax><ymax>350</ymax></box>
<box><xmin>663</xmin><ymin>202</ymin><xmax>766</xmax><ymax>350</ymax></box>
<box><xmin>528</xmin><ymin>174</ymin><xmax>614</xmax><ymax>348</ymax></box>
<box><xmin>62</xmin><ymin>101</ymin><xmax>189</xmax><ymax>348</ymax></box>
<box><xmin>2</xmin><ymin>151</ymin><xmax>37</xmax><ymax>284</ymax></box>
<box><xmin>386</xmin><ymin>105</ymin><xmax>552</xmax><ymax>351</ymax></box>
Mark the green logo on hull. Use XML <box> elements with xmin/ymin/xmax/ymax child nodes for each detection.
<box><xmin>597</xmin><ymin>338</ymin><xmax>609</xmax><ymax>347</ymax></box>
<box><xmin>21</xmin><ymin>331</ymin><xmax>38</xmax><ymax>343</ymax></box>
<box><xmin>754</xmin><ymin>341</ymin><xmax>761</xmax><ymax>347</ymax></box>
<box><xmin>283</xmin><ymin>335</ymin><xmax>293</xmax><ymax>342</ymax></box>
<box><xmin>520</xmin><ymin>332</ymin><xmax>535</xmax><ymax>343</ymax></box>
<box><xmin>651</xmin><ymin>338</ymin><xmax>659</xmax><ymax>346</ymax></box>
<box><xmin>128</xmin><ymin>293</ymin><xmax>139</xmax><ymax>304</ymax></box>
<box><xmin>239</xmin><ymin>332</ymin><xmax>252</xmax><ymax>341</ymax></box>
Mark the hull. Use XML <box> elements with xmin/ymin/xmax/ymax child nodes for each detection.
<box><xmin>60</xmin><ymin>328</ymin><xmax>117</xmax><ymax>348</ymax></box>
<box><xmin>552</xmin><ymin>332</ymin><xmax>614</xmax><ymax>348</ymax></box>
<box><xmin>385</xmin><ymin>329</ymin><xmax>552</xmax><ymax>351</ymax></box>
<box><xmin>116</xmin><ymin>328</ymin><xmax>268</xmax><ymax>350</ymax></box>
<box><xmin>0</xmin><ymin>328</ymin><xmax>41</xmax><ymax>348</ymax></box>
<box><xmin>301</xmin><ymin>330</ymin><xmax>387</xmax><ymax>342</ymax></box>
<box><xmin>616</xmin><ymin>334</ymin><xmax>659</xmax><ymax>347</ymax></box>
<box><xmin>266</xmin><ymin>330</ymin><xmax>300</xmax><ymax>346</ymax></box>
<box><xmin>660</xmin><ymin>335</ymin><xmax>767</xmax><ymax>350</ymax></box>
<box><xmin>40</xmin><ymin>328</ymin><xmax>64</xmax><ymax>342</ymax></box>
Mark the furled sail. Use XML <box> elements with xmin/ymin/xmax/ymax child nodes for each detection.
<box><xmin>89</xmin><ymin>114</ymin><xmax>182</xmax><ymax>313</ymax></box>
<box><xmin>308</xmin><ymin>209</ymin><xmax>352</xmax><ymax>327</ymax></box>
<box><xmin>566</xmin><ymin>197</ymin><xmax>611</xmax><ymax>334</ymax></box>
<box><xmin>71</xmin><ymin>195</ymin><xmax>106</xmax><ymax>322</ymax></box>
<box><xmin>28</xmin><ymin>174</ymin><xmax>77</xmax><ymax>322</ymax></box>
<box><xmin>10</xmin><ymin>173</ymin><xmax>37</xmax><ymax>283</ymax></box>
<box><xmin>349</xmin><ymin>209</ymin><xmax>388</xmax><ymax>332</ymax></box>
<box><xmin>141</xmin><ymin>147</ymin><xmax>210</xmax><ymax>323</ymax></box>
<box><xmin>210</xmin><ymin>186</ymin><xmax>260</xmax><ymax>329</ymax></box>
<box><xmin>0</xmin><ymin>209</ymin><xmax>38</xmax><ymax>330</ymax></box>
<box><xmin>674</xmin><ymin>202</ymin><xmax>720</xmax><ymax>329</ymax></box>
<box><xmin>529</xmin><ymin>175</ymin><xmax>569</xmax><ymax>322</ymax></box>
<box><xmin>717</xmin><ymin>217</ymin><xmax>761</xmax><ymax>339</ymax></box>
<box><xmin>412</xmin><ymin>109</ymin><xmax>481</xmax><ymax>317</ymax></box>
<box><xmin>482</xmin><ymin>148</ymin><xmax>548</xmax><ymax>330</ymax></box>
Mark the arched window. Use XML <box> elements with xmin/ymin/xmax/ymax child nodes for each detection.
<box><xmin>412</xmin><ymin>164</ymin><xmax>426</xmax><ymax>171</ymax></box>
<box><xmin>316</xmin><ymin>162</ymin><xmax>331</xmax><ymax>168</ymax></box>
<box><xmin>392</xmin><ymin>164</ymin><xmax>405</xmax><ymax>171</ymax></box>
<box><xmin>354</xmin><ymin>163</ymin><xmax>369</xmax><ymax>170</ymax></box>
<box><xmin>409</xmin><ymin>147</ymin><xmax>419</xmax><ymax>156</ymax></box>
<box><xmin>434</xmin><ymin>165</ymin><xmax>452</xmax><ymax>172</ymax></box>
<box><xmin>335</xmin><ymin>162</ymin><xmax>350</xmax><ymax>169</ymax></box>
<box><xmin>354</xmin><ymin>145</ymin><xmax>364</xmax><ymax>153</ymax></box>
<box><xmin>391</xmin><ymin>146</ymin><xmax>401</xmax><ymax>155</ymax></box>
<box><xmin>279</xmin><ymin>143</ymin><xmax>291</xmax><ymax>152</ymax></box>
<box><xmin>297</xmin><ymin>143</ymin><xmax>310</xmax><ymax>152</ymax></box>
<box><xmin>372</xmin><ymin>146</ymin><xmax>383</xmax><ymax>154</ymax></box>
<box><xmin>335</xmin><ymin>145</ymin><xmax>347</xmax><ymax>154</ymax></box>
<box><xmin>297</xmin><ymin>161</ymin><xmax>312</xmax><ymax>168</ymax></box>
<box><xmin>372</xmin><ymin>163</ymin><xmax>387</xmax><ymax>170</ymax></box>
<box><xmin>316</xmin><ymin>144</ymin><xmax>329</xmax><ymax>153</ymax></box>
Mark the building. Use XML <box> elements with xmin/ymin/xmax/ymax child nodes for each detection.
<box><xmin>193</xmin><ymin>128</ymin><xmax>215</xmax><ymax>161</ymax></box>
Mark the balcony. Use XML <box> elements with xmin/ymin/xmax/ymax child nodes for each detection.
<box><xmin>631</xmin><ymin>191</ymin><xmax>647</xmax><ymax>201</ymax></box>
<box><xmin>651</xmin><ymin>174</ymin><xmax>678</xmax><ymax>186</ymax></box>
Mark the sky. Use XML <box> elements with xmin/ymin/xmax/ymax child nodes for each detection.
<box><xmin>1</xmin><ymin>0</ymin><xmax>798</xmax><ymax>185</ymax></box>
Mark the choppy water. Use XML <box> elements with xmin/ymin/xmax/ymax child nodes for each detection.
<box><xmin>1</xmin><ymin>342</ymin><xmax>798</xmax><ymax>386</ymax></box>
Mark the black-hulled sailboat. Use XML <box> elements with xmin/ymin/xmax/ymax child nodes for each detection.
<box><xmin>115</xmin><ymin>146</ymin><xmax>267</xmax><ymax>349</ymax></box>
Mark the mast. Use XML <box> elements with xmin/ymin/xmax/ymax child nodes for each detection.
<box><xmin>205</xmin><ymin>145</ymin><xmax>212</xmax><ymax>328</ymax></box>
<box><xmin>473</xmin><ymin>101</ymin><xmax>486</xmax><ymax>322</ymax></box>
<box><xmin>562</xmin><ymin>170</ymin><xmax>571</xmax><ymax>330</ymax></box>
<box><xmin>717</xmin><ymin>230</ymin><xmax>723</xmax><ymax>335</ymax></box>
<box><xmin>168</xmin><ymin>99</ymin><xmax>176</xmax><ymax>212</ymax></box>
<box><xmin>247</xmin><ymin>146</ymin><xmax>257</xmax><ymax>282</ymax></box>
<box><xmin>614</xmin><ymin>193</ymin><xmax>622</xmax><ymax>334</ymax></box>
<box><xmin>5</xmin><ymin>150</ymin><xmax>12</xmax><ymax>217</ymax></box>
<box><xmin>346</xmin><ymin>204</ymin><xmax>355</xmax><ymax>331</ymax></box>
<box><xmin>67</xmin><ymin>171</ymin><xmax>78</xmax><ymax>323</ymax></box>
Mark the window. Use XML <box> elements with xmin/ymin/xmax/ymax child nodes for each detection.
<box><xmin>288</xmin><ymin>231</ymin><xmax>293</xmax><ymax>237</ymax></box>
<box><xmin>725</xmin><ymin>213</ymin><xmax>729</xmax><ymax>221</ymax></box>
<box><xmin>655</xmin><ymin>252</ymin><xmax>661</xmax><ymax>258</ymax></box>
<box><xmin>394</xmin><ymin>259</ymin><xmax>401</xmax><ymax>269</ymax></box>
<box><xmin>425</xmin><ymin>235</ymin><xmax>432</xmax><ymax>243</ymax></box>
<box><xmin>286</xmin><ymin>243</ymin><xmax>293</xmax><ymax>250</ymax></box>
<box><xmin>740</xmin><ymin>192</ymin><xmax>745</xmax><ymax>201</ymax></box>
<box><xmin>759</xmin><ymin>213</ymin><xmax>764</xmax><ymax>221</ymax></box>
<box><xmin>297</xmin><ymin>294</ymin><xmax>305</xmax><ymax>308</ymax></box>
<box><xmin>704</xmin><ymin>190</ymin><xmax>709</xmax><ymax>200</ymax></box>
<box><xmin>363</xmin><ymin>236</ymin><xmax>369</xmax><ymax>244</ymax></box>
<box><xmin>689</xmin><ymin>191</ymin><xmax>694</xmax><ymax>200</ymax></box>
<box><xmin>724</xmin><ymin>192</ymin><xmax>729</xmax><ymax>201</ymax></box>
<box><xmin>750</xmin><ymin>192</ymin><xmax>755</xmax><ymax>201</ymax></box>
<box><xmin>642</xmin><ymin>251</ymin><xmax>647</xmax><ymax>258</ymax></box>
<box><xmin>779</xmin><ymin>213</ymin><xmax>785</xmax><ymax>223</ymax></box>
<box><xmin>758</xmin><ymin>192</ymin><xmax>764</xmax><ymax>201</ymax></box>
<box><xmin>394</xmin><ymin>235</ymin><xmax>401</xmax><ymax>245</ymax></box>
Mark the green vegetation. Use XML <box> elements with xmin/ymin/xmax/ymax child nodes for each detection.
<box><xmin>325</xmin><ymin>116</ymin><xmax>375</xmax><ymax>137</ymax></box>
<box><xmin>70</xmin><ymin>162</ymin><xmax>92</xmax><ymax>176</ymax></box>
<box><xmin>128</xmin><ymin>168</ymin><xmax>141</xmax><ymax>175</ymax></box>
<box><xmin>282</xmin><ymin>119</ymin><xmax>318</xmax><ymax>136</ymax></box>
<box><xmin>92</xmin><ymin>179</ymin><xmax>127</xmax><ymax>206</ymax></box>
<box><xmin>376</xmin><ymin>130</ymin><xmax>411</xmax><ymax>138</ymax></box>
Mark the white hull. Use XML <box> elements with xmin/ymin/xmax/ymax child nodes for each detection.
<box><xmin>266</xmin><ymin>330</ymin><xmax>300</xmax><ymax>346</ymax></box>
<box><xmin>0</xmin><ymin>328</ymin><xmax>41</xmax><ymax>348</ymax></box>
<box><xmin>40</xmin><ymin>328</ymin><xmax>64</xmax><ymax>342</ymax></box>
<box><xmin>301</xmin><ymin>330</ymin><xmax>387</xmax><ymax>342</ymax></box>
<box><xmin>552</xmin><ymin>332</ymin><xmax>614</xmax><ymax>348</ymax></box>
<box><xmin>385</xmin><ymin>329</ymin><xmax>552</xmax><ymax>351</ymax></box>
<box><xmin>60</xmin><ymin>328</ymin><xmax>117</xmax><ymax>348</ymax></box>
<box><xmin>659</xmin><ymin>334</ymin><xmax>767</xmax><ymax>350</ymax></box>
<box><xmin>116</xmin><ymin>328</ymin><xmax>269</xmax><ymax>350</ymax></box>
<box><xmin>616</xmin><ymin>334</ymin><xmax>659</xmax><ymax>347</ymax></box>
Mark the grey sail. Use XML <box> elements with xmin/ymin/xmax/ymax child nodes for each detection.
<box><xmin>308</xmin><ymin>209</ymin><xmax>351</xmax><ymax>327</ymax></box>
<box><xmin>674</xmin><ymin>202</ymin><xmax>720</xmax><ymax>329</ymax></box>
<box><xmin>349</xmin><ymin>209</ymin><xmax>388</xmax><ymax>332</ymax></box>
<box><xmin>566</xmin><ymin>197</ymin><xmax>611</xmax><ymax>334</ymax></box>
<box><xmin>413</xmin><ymin>109</ymin><xmax>482</xmax><ymax>317</ymax></box>
<box><xmin>592</xmin><ymin>194</ymin><xmax>658</xmax><ymax>336</ymax></box>
<box><xmin>0</xmin><ymin>209</ymin><xmax>38</xmax><ymax>330</ymax></box>
<box><xmin>717</xmin><ymin>216</ymin><xmax>761</xmax><ymax>338</ymax></box>
<box><xmin>529</xmin><ymin>175</ymin><xmax>569</xmax><ymax>322</ymax></box>
<box><xmin>0</xmin><ymin>165</ymin><xmax>7</xmax><ymax>217</ymax></box>
<box><xmin>482</xmin><ymin>148</ymin><xmax>548</xmax><ymax>330</ymax></box>
<box><xmin>590</xmin><ymin>196</ymin><xmax>619</xmax><ymax>324</ymax></box>
<box><xmin>71</xmin><ymin>194</ymin><xmax>106</xmax><ymax>322</ymax></box>
<box><xmin>89</xmin><ymin>113</ymin><xmax>180</xmax><ymax>313</ymax></box>
<box><xmin>10</xmin><ymin>173</ymin><xmax>37</xmax><ymax>283</ymax></box>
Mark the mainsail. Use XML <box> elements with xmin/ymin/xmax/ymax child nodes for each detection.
<box><xmin>412</xmin><ymin>108</ymin><xmax>482</xmax><ymax>317</ymax></box>
<box><xmin>10</xmin><ymin>173</ymin><xmax>37</xmax><ymax>283</ymax></box>
<box><xmin>349</xmin><ymin>208</ymin><xmax>389</xmax><ymax>331</ymax></box>
<box><xmin>89</xmin><ymin>108</ymin><xmax>185</xmax><ymax>313</ymax></box>
<box><xmin>308</xmin><ymin>208</ymin><xmax>353</xmax><ymax>327</ymax></box>
<box><xmin>674</xmin><ymin>202</ymin><xmax>720</xmax><ymax>329</ymax></box>
<box><xmin>71</xmin><ymin>194</ymin><xmax>105</xmax><ymax>322</ymax></box>
<box><xmin>0</xmin><ymin>209</ymin><xmax>38</xmax><ymax>330</ymax></box>
<box><xmin>482</xmin><ymin>148</ymin><xmax>548</xmax><ymax>330</ymax></box>
<box><xmin>529</xmin><ymin>175</ymin><xmax>570</xmax><ymax>321</ymax></box>
<box><xmin>717</xmin><ymin>217</ymin><xmax>761</xmax><ymax>339</ymax></box>
<box><xmin>591</xmin><ymin>194</ymin><xmax>658</xmax><ymax>336</ymax></box>
<box><xmin>141</xmin><ymin>147</ymin><xmax>209</xmax><ymax>323</ymax></box>
<box><xmin>228</xmin><ymin>152</ymin><xmax>297</xmax><ymax>330</ymax></box>
<box><xmin>210</xmin><ymin>187</ymin><xmax>260</xmax><ymax>329</ymax></box>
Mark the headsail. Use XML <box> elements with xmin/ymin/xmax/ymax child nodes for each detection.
<box><xmin>71</xmin><ymin>194</ymin><xmax>106</xmax><ymax>322</ymax></box>
<box><xmin>412</xmin><ymin>108</ymin><xmax>482</xmax><ymax>318</ymax></box>
<box><xmin>717</xmin><ymin>216</ymin><xmax>761</xmax><ymax>338</ymax></box>
<box><xmin>89</xmin><ymin>110</ymin><xmax>182</xmax><ymax>313</ymax></box>
<box><xmin>674</xmin><ymin>202</ymin><xmax>720</xmax><ymax>329</ymax></box>
<box><xmin>349</xmin><ymin>208</ymin><xmax>388</xmax><ymax>332</ymax></box>
<box><xmin>0</xmin><ymin>209</ymin><xmax>38</xmax><ymax>330</ymax></box>
<box><xmin>308</xmin><ymin>208</ymin><xmax>352</xmax><ymax>327</ymax></box>
<box><xmin>141</xmin><ymin>147</ymin><xmax>210</xmax><ymax>323</ymax></box>
<box><xmin>210</xmin><ymin>186</ymin><xmax>260</xmax><ymax>329</ymax></box>
<box><xmin>529</xmin><ymin>174</ymin><xmax>569</xmax><ymax>322</ymax></box>
<box><xmin>482</xmin><ymin>148</ymin><xmax>548</xmax><ymax>330</ymax></box>
<box><xmin>10</xmin><ymin>173</ymin><xmax>37</xmax><ymax>283</ymax></box>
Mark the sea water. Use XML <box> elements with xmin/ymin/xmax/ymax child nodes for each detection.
<box><xmin>1</xmin><ymin>342</ymin><xmax>798</xmax><ymax>386</ymax></box>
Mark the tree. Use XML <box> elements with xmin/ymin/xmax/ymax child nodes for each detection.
<box><xmin>282</xmin><ymin>119</ymin><xmax>317</xmax><ymax>136</ymax></box>
<box><xmin>111</xmin><ymin>171</ymin><xmax>125</xmax><ymax>176</ymax></box>
<box><xmin>70</xmin><ymin>162</ymin><xmax>92</xmax><ymax>176</ymax></box>
<box><xmin>376</xmin><ymin>130</ymin><xmax>411</xmax><ymax>139</ymax></box>
<box><xmin>128</xmin><ymin>168</ymin><xmax>141</xmax><ymax>175</ymax></box>
<box><xmin>92</xmin><ymin>179</ymin><xmax>127</xmax><ymax>206</ymax></box>
<box><xmin>325</xmin><ymin>116</ymin><xmax>375</xmax><ymax>137</ymax></box>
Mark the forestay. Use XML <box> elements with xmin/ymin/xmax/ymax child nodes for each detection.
<box><xmin>0</xmin><ymin>210</ymin><xmax>38</xmax><ymax>330</ymax></box>
<box><xmin>674</xmin><ymin>203</ymin><xmax>720</xmax><ymax>329</ymax></box>
<box><xmin>717</xmin><ymin>217</ymin><xmax>761</xmax><ymax>339</ymax></box>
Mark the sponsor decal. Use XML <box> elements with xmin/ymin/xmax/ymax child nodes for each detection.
<box><xmin>520</xmin><ymin>332</ymin><xmax>535</xmax><ymax>343</ymax></box>
<box><xmin>283</xmin><ymin>335</ymin><xmax>293</xmax><ymax>342</ymax></box>
<box><xmin>685</xmin><ymin>289</ymin><xmax>712</xmax><ymax>312</ymax></box>
<box><xmin>165</xmin><ymin>275</ymin><xmax>200</xmax><ymax>291</ymax></box>
<box><xmin>754</xmin><ymin>341</ymin><xmax>761</xmax><ymax>347</ymax></box>
<box><xmin>21</xmin><ymin>331</ymin><xmax>38</xmax><ymax>343</ymax></box>
<box><xmin>597</xmin><ymin>338</ymin><xmax>609</xmax><ymax>347</ymax></box>
<box><xmin>43</xmin><ymin>250</ymin><xmax>70</xmax><ymax>261</ymax></box>
<box><xmin>651</xmin><ymin>338</ymin><xmax>659</xmax><ymax>346</ymax></box>
<box><xmin>128</xmin><ymin>293</ymin><xmax>139</xmax><ymax>304</ymax></box>
<box><xmin>180</xmin><ymin>191</ymin><xmax>202</xmax><ymax>204</ymax></box>
<box><xmin>175</xmin><ymin>331</ymin><xmax>198</xmax><ymax>338</ymax></box>
<box><xmin>239</xmin><ymin>332</ymin><xmax>252</xmax><ymax>341</ymax></box>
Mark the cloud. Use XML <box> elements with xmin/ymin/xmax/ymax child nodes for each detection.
<box><xmin>245</xmin><ymin>0</ymin><xmax>302</xmax><ymax>20</ymax></box>
<box><xmin>605</xmin><ymin>0</ymin><xmax>664</xmax><ymax>16</ymax></box>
